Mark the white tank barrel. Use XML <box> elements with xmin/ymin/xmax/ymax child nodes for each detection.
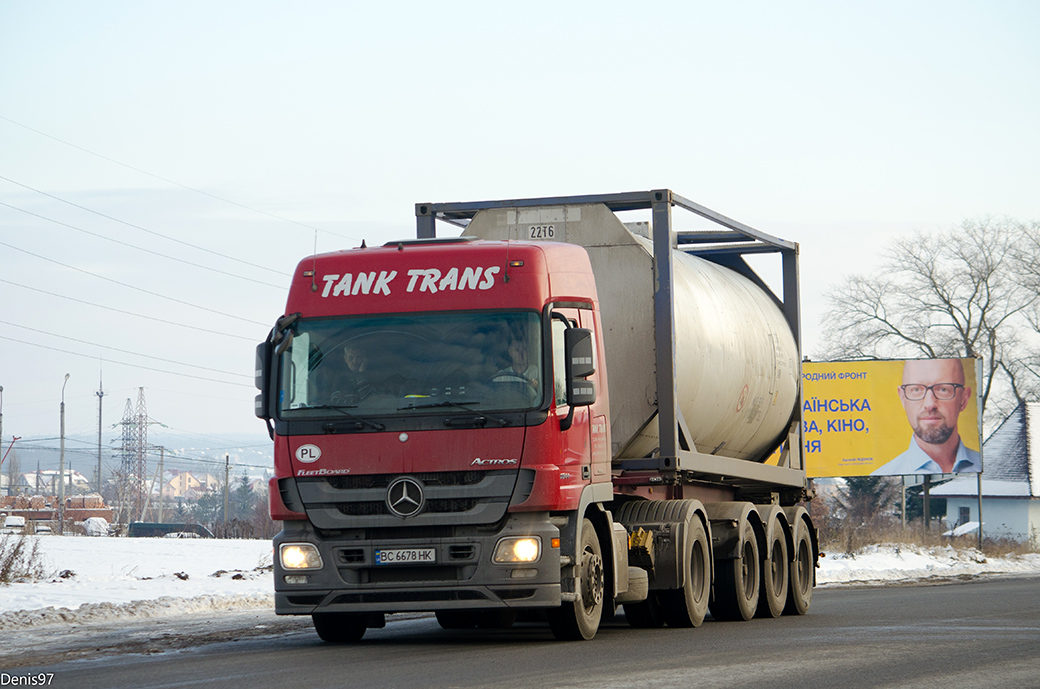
<box><xmin>465</xmin><ymin>203</ymin><xmax>799</xmax><ymax>463</ymax></box>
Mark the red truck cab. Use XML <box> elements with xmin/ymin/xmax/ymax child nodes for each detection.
<box><xmin>256</xmin><ymin>237</ymin><xmax>611</xmax><ymax>639</ymax></box>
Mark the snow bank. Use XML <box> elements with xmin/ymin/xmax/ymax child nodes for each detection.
<box><xmin>816</xmin><ymin>543</ymin><xmax>1040</xmax><ymax>585</ymax></box>
<box><xmin>0</xmin><ymin>536</ymin><xmax>273</xmax><ymax>629</ymax></box>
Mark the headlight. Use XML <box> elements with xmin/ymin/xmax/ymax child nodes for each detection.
<box><xmin>493</xmin><ymin>536</ymin><xmax>541</xmax><ymax>563</ymax></box>
<box><xmin>280</xmin><ymin>543</ymin><xmax>323</xmax><ymax>570</ymax></box>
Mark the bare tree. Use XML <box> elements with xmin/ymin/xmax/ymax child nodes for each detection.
<box><xmin>1011</xmin><ymin>220</ymin><xmax>1040</xmax><ymax>388</ymax></box>
<box><xmin>819</xmin><ymin>217</ymin><xmax>1039</xmax><ymax>423</ymax></box>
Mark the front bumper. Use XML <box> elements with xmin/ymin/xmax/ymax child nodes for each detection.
<box><xmin>274</xmin><ymin>512</ymin><xmax>562</xmax><ymax>615</ymax></box>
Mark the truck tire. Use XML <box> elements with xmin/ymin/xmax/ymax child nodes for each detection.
<box><xmin>548</xmin><ymin>518</ymin><xmax>604</xmax><ymax>640</ymax></box>
<box><xmin>755</xmin><ymin>517</ymin><xmax>789</xmax><ymax>618</ymax></box>
<box><xmin>784</xmin><ymin>520</ymin><xmax>814</xmax><ymax>615</ymax></box>
<box><xmin>660</xmin><ymin>516</ymin><xmax>711</xmax><ymax>627</ymax></box>
<box><xmin>708</xmin><ymin>518</ymin><xmax>760</xmax><ymax>621</ymax></box>
<box><xmin>312</xmin><ymin>612</ymin><xmax>367</xmax><ymax>642</ymax></box>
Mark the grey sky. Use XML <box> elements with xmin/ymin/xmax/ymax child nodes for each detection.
<box><xmin>1</xmin><ymin>1</ymin><xmax>1037</xmax><ymax>440</ymax></box>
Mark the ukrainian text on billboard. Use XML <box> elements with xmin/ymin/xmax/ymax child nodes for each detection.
<box><xmin>802</xmin><ymin>358</ymin><xmax>981</xmax><ymax>478</ymax></box>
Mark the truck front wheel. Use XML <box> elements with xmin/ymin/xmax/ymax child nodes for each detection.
<box><xmin>312</xmin><ymin>612</ymin><xmax>367</xmax><ymax>642</ymax></box>
<box><xmin>548</xmin><ymin>518</ymin><xmax>604</xmax><ymax>640</ymax></box>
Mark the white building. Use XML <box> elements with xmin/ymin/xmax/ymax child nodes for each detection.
<box><xmin>932</xmin><ymin>402</ymin><xmax>1040</xmax><ymax>544</ymax></box>
<box><xmin>15</xmin><ymin>469</ymin><xmax>92</xmax><ymax>494</ymax></box>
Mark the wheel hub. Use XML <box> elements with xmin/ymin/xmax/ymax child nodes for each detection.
<box><xmin>581</xmin><ymin>550</ymin><xmax>604</xmax><ymax>607</ymax></box>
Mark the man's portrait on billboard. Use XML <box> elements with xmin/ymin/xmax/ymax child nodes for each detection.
<box><xmin>872</xmin><ymin>358</ymin><xmax>981</xmax><ymax>475</ymax></box>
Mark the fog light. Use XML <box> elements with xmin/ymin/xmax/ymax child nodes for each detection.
<box><xmin>280</xmin><ymin>543</ymin><xmax>323</xmax><ymax>570</ymax></box>
<box><xmin>284</xmin><ymin>575</ymin><xmax>309</xmax><ymax>585</ymax></box>
<box><xmin>493</xmin><ymin>536</ymin><xmax>541</xmax><ymax>563</ymax></box>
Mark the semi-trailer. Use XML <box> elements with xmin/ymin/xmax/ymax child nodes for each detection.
<box><xmin>256</xmin><ymin>189</ymin><xmax>818</xmax><ymax>641</ymax></box>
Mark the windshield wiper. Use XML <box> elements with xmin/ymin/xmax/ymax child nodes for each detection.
<box><xmin>398</xmin><ymin>400</ymin><xmax>481</xmax><ymax>411</ymax></box>
<box><xmin>305</xmin><ymin>404</ymin><xmax>386</xmax><ymax>432</ymax></box>
<box><xmin>398</xmin><ymin>399</ymin><xmax>509</xmax><ymax>427</ymax></box>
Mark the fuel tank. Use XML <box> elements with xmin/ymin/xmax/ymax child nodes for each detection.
<box><xmin>464</xmin><ymin>203</ymin><xmax>798</xmax><ymax>463</ymax></box>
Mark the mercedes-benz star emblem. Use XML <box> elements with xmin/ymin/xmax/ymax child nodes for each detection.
<box><xmin>386</xmin><ymin>477</ymin><xmax>425</xmax><ymax>518</ymax></box>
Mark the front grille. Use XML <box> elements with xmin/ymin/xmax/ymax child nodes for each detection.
<box><xmin>337</xmin><ymin>502</ymin><xmax>386</xmax><ymax>517</ymax></box>
<box><xmin>326</xmin><ymin>471</ymin><xmax>487</xmax><ymax>490</ymax></box>
<box><xmin>299</xmin><ymin>469</ymin><xmax>517</xmax><ymax>529</ymax></box>
<box><xmin>427</xmin><ymin>498</ymin><xmax>479</xmax><ymax>513</ymax></box>
<box><xmin>335</xmin><ymin>497</ymin><xmax>480</xmax><ymax>518</ymax></box>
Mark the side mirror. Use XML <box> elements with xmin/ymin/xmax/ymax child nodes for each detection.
<box><xmin>564</xmin><ymin>328</ymin><xmax>596</xmax><ymax>407</ymax></box>
<box><xmin>255</xmin><ymin>341</ymin><xmax>271</xmax><ymax>421</ymax></box>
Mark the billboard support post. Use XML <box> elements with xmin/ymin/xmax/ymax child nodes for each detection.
<box><xmin>923</xmin><ymin>475</ymin><xmax>931</xmax><ymax>533</ymax></box>
<box><xmin>901</xmin><ymin>477</ymin><xmax>906</xmax><ymax>529</ymax></box>
<box><xmin>977</xmin><ymin>472</ymin><xmax>984</xmax><ymax>550</ymax></box>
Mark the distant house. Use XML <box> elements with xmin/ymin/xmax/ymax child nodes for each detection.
<box><xmin>161</xmin><ymin>470</ymin><xmax>223</xmax><ymax>499</ymax></box>
<box><xmin>162</xmin><ymin>470</ymin><xmax>204</xmax><ymax>499</ymax></box>
<box><xmin>15</xmin><ymin>470</ymin><xmax>91</xmax><ymax>494</ymax></box>
<box><xmin>195</xmin><ymin>473</ymin><xmax>221</xmax><ymax>492</ymax></box>
<box><xmin>932</xmin><ymin>402</ymin><xmax>1040</xmax><ymax>544</ymax></box>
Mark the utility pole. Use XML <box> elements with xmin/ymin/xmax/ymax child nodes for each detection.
<box><xmin>223</xmin><ymin>452</ymin><xmax>230</xmax><ymax>529</ymax></box>
<box><xmin>96</xmin><ymin>369</ymin><xmax>105</xmax><ymax>495</ymax></box>
<box><xmin>59</xmin><ymin>373</ymin><xmax>70</xmax><ymax>535</ymax></box>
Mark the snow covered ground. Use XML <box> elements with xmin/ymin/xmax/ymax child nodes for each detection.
<box><xmin>2</xmin><ymin>534</ymin><xmax>1039</xmax><ymax>631</ymax></box>
<box><xmin>0</xmin><ymin>536</ymin><xmax>273</xmax><ymax>630</ymax></box>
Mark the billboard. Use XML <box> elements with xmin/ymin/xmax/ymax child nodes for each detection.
<box><xmin>803</xmin><ymin>358</ymin><xmax>982</xmax><ymax>478</ymax></box>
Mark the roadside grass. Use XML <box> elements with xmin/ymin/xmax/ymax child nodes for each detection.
<box><xmin>0</xmin><ymin>534</ymin><xmax>46</xmax><ymax>584</ymax></box>
<box><xmin>818</xmin><ymin>520</ymin><xmax>1038</xmax><ymax>559</ymax></box>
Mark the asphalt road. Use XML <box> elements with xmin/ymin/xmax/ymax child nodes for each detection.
<box><xmin>10</xmin><ymin>576</ymin><xmax>1040</xmax><ymax>689</ymax></box>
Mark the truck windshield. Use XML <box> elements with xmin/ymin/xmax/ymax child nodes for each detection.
<box><xmin>277</xmin><ymin>311</ymin><xmax>543</xmax><ymax>419</ymax></box>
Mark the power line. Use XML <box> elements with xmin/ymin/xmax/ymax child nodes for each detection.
<box><xmin>0</xmin><ymin>335</ymin><xmax>254</xmax><ymax>388</ymax></box>
<box><xmin>0</xmin><ymin>319</ymin><xmax>251</xmax><ymax>379</ymax></box>
<box><xmin>0</xmin><ymin>197</ymin><xmax>285</xmax><ymax>288</ymax></box>
<box><xmin>0</xmin><ymin>113</ymin><xmax>360</xmax><ymax>243</ymax></box>
<box><xmin>0</xmin><ymin>238</ymin><xmax>268</xmax><ymax>327</ymax></box>
<box><xmin>12</xmin><ymin>442</ymin><xmax>271</xmax><ymax>470</ymax></box>
<box><xmin>0</xmin><ymin>277</ymin><xmax>257</xmax><ymax>341</ymax></box>
<box><xmin>0</xmin><ymin>174</ymin><xmax>290</xmax><ymax>278</ymax></box>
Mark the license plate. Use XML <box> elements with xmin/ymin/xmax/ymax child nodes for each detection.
<box><xmin>375</xmin><ymin>548</ymin><xmax>436</xmax><ymax>565</ymax></box>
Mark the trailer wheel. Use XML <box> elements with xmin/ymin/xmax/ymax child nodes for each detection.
<box><xmin>708</xmin><ymin>519</ymin><xmax>760</xmax><ymax>621</ymax></box>
<box><xmin>548</xmin><ymin>518</ymin><xmax>604</xmax><ymax>640</ymax></box>
<box><xmin>623</xmin><ymin>593</ymin><xmax>665</xmax><ymax>628</ymax></box>
<box><xmin>756</xmin><ymin>520</ymin><xmax>789</xmax><ymax>618</ymax></box>
<box><xmin>435</xmin><ymin>610</ymin><xmax>477</xmax><ymax>629</ymax></box>
<box><xmin>312</xmin><ymin>612</ymin><xmax>367</xmax><ymax>642</ymax></box>
<box><xmin>784</xmin><ymin>521</ymin><xmax>814</xmax><ymax>615</ymax></box>
<box><xmin>660</xmin><ymin>516</ymin><xmax>711</xmax><ymax>627</ymax></box>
